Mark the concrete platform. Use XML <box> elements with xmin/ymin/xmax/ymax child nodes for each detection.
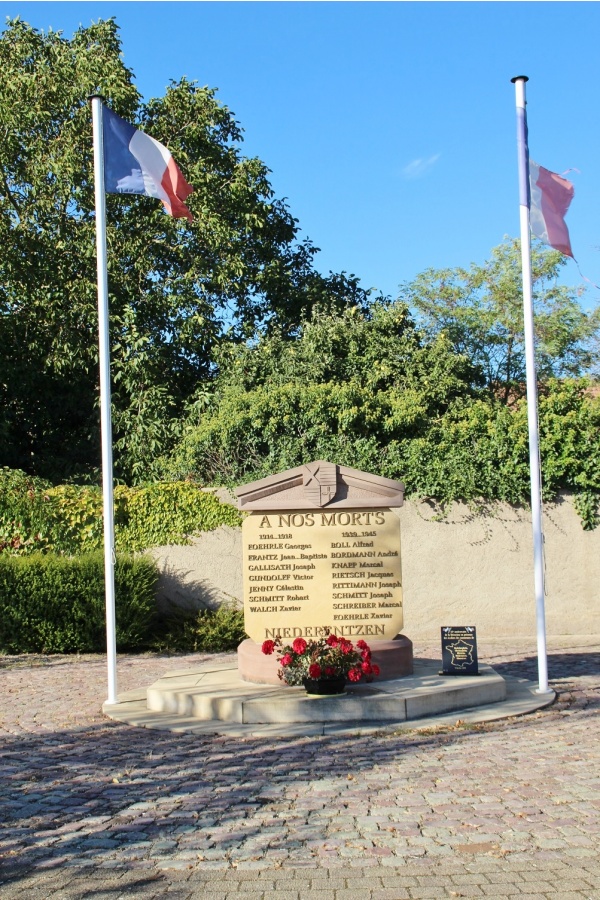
<box><xmin>103</xmin><ymin>657</ymin><xmax>556</xmax><ymax>737</ymax></box>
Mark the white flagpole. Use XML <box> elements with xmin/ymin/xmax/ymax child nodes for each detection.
<box><xmin>91</xmin><ymin>95</ymin><xmax>118</xmax><ymax>706</ymax></box>
<box><xmin>511</xmin><ymin>76</ymin><xmax>551</xmax><ymax>695</ymax></box>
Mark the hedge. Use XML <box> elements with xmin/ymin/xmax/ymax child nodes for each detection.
<box><xmin>0</xmin><ymin>552</ymin><xmax>158</xmax><ymax>653</ymax></box>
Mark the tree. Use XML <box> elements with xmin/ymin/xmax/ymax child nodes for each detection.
<box><xmin>401</xmin><ymin>238</ymin><xmax>600</xmax><ymax>403</ymax></box>
<box><xmin>167</xmin><ymin>302</ymin><xmax>479</xmax><ymax>485</ymax></box>
<box><xmin>0</xmin><ymin>18</ymin><xmax>370</xmax><ymax>483</ymax></box>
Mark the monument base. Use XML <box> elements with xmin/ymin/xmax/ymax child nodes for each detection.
<box><xmin>103</xmin><ymin>659</ymin><xmax>556</xmax><ymax>737</ymax></box>
<box><xmin>237</xmin><ymin>634</ymin><xmax>413</xmax><ymax>685</ymax></box>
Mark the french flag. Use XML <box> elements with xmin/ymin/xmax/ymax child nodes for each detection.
<box><xmin>529</xmin><ymin>160</ymin><xmax>573</xmax><ymax>258</ymax></box>
<box><xmin>102</xmin><ymin>105</ymin><xmax>193</xmax><ymax>222</ymax></box>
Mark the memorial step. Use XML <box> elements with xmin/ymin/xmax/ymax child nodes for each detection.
<box><xmin>146</xmin><ymin>659</ymin><xmax>506</xmax><ymax>726</ymax></box>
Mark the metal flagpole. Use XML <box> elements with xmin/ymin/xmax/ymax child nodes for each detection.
<box><xmin>511</xmin><ymin>76</ymin><xmax>551</xmax><ymax>695</ymax></box>
<box><xmin>90</xmin><ymin>95</ymin><xmax>118</xmax><ymax>706</ymax></box>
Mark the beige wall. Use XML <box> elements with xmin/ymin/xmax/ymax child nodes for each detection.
<box><xmin>150</xmin><ymin>492</ymin><xmax>600</xmax><ymax>640</ymax></box>
<box><xmin>399</xmin><ymin>493</ymin><xmax>599</xmax><ymax>640</ymax></box>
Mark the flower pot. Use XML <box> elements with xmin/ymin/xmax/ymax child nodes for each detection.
<box><xmin>303</xmin><ymin>677</ymin><xmax>346</xmax><ymax>696</ymax></box>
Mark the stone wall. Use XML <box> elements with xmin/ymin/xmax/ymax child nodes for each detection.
<box><xmin>149</xmin><ymin>492</ymin><xmax>600</xmax><ymax>640</ymax></box>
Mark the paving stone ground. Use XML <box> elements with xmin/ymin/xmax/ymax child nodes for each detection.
<box><xmin>0</xmin><ymin>638</ymin><xmax>599</xmax><ymax>899</ymax></box>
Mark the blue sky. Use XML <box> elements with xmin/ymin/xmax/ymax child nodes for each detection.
<box><xmin>3</xmin><ymin>2</ymin><xmax>600</xmax><ymax>307</ymax></box>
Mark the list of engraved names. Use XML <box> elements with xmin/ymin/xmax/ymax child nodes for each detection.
<box><xmin>241</xmin><ymin>508</ymin><xmax>403</xmax><ymax>642</ymax></box>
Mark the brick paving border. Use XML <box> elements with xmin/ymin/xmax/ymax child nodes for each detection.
<box><xmin>1</xmin><ymin>639</ymin><xmax>599</xmax><ymax>898</ymax></box>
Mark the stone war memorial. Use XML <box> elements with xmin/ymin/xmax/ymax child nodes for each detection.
<box><xmin>104</xmin><ymin>460</ymin><xmax>556</xmax><ymax>735</ymax></box>
<box><xmin>236</xmin><ymin>460</ymin><xmax>414</xmax><ymax>683</ymax></box>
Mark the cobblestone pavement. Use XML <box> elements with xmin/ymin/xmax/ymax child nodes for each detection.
<box><xmin>1</xmin><ymin>639</ymin><xmax>599</xmax><ymax>899</ymax></box>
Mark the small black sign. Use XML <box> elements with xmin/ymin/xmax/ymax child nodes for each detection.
<box><xmin>441</xmin><ymin>626</ymin><xmax>478</xmax><ymax>676</ymax></box>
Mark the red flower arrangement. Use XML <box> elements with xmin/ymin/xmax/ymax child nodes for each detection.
<box><xmin>261</xmin><ymin>630</ymin><xmax>380</xmax><ymax>687</ymax></box>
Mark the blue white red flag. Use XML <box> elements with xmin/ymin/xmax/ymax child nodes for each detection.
<box><xmin>529</xmin><ymin>160</ymin><xmax>573</xmax><ymax>258</ymax></box>
<box><xmin>102</xmin><ymin>105</ymin><xmax>193</xmax><ymax>221</ymax></box>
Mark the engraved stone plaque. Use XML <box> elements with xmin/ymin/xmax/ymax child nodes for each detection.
<box><xmin>242</xmin><ymin>507</ymin><xmax>403</xmax><ymax>643</ymax></box>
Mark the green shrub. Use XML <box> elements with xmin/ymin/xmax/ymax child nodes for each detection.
<box><xmin>174</xmin><ymin>380</ymin><xmax>600</xmax><ymax>528</ymax></box>
<box><xmin>0</xmin><ymin>473</ymin><xmax>242</xmax><ymax>556</ymax></box>
<box><xmin>0</xmin><ymin>552</ymin><xmax>158</xmax><ymax>653</ymax></box>
<box><xmin>152</xmin><ymin>604</ymin><xmax>247</xmax><ymax>653</ymax></box>
<box><xmin>0</xmin><ymin>468</ymin><xmax>54</xmax><ymax>553</ymax></box>
<box><xmin>116</xmin><ymin>482</ymin><xmax>242</xmax><ymax>552</ymax></box>
<box><xmin>166</xmin><ymin>307</ymin><xmax>600</xmax><ymax>529</ymax></box>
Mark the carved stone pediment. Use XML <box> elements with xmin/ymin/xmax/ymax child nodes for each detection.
<box><xmin>235</xmin><ymin>460</ymin><xmax>404</xmax><ymax>510</ymax></box>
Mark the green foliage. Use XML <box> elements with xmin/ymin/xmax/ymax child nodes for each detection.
<box><xmin>402</xmin><ymin>238</ymin><xmax>600</xmax><ymax>401</ymax></box>
<box><xmin>167</xmin><ymin>303</ymin><xmax>478</xmax><ymax>484</ymax></box>
<box><xmin>116</xmin><ymin>482</ymin><xmax>242</xmax><ymax>551</ymax></box>
<box><xmin>0</xmin><ymin>552</ymin><xmax>157</xmax><ymax>653</ymax></box>
<box><xmin>537</xmin><ymin>380</ymin><xmax>600</xmax><ymax>529</ymax></box>
<box><xmin>167</xmin><ymin>306</ymin><xmax>600</xmax><ymax>528</ymax></box>
<box><xmin>573</xmin><ymin>492</ymin><xmax>600</xmax><ymax>531</ymax></box>
<box><xmin>0</xmin><ymin>18</ymin><xmax>371</xmax><ymax>485</ymax></box>
<box><xmin>0</xmin><ymin>467</ymin><xmax>54</xmax><ymax>553</ymax></box>
<box><xmin>398</xmin><ymin>399</ymin><xmax>530</xmax><ymax>506</ymax></box>
<box><xmin>0</xmin><ymin>470</ymin><xmax>242</xmax><ymax>555</ymax></box>
<box><xmin>399</xmin><ymin>381</ymin><xmax>600</xmax><ymax>512</ymax></box>
<box><xmin>152</xmin><ymin>604</ymin><xmax>247</xmax><ymax>653</ymax></box>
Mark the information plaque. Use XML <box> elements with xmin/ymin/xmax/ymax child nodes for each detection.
<box><xmin>440</xmin><ymin>626</ymin><xmax>479</xmax><ymax>676</ymax></box>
